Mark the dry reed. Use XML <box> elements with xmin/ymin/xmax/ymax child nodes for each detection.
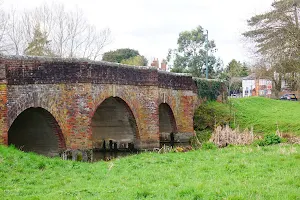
<box><xmin>210</xmin><ymin>125</ymin><xmax>254</xmax><ymax>147</ymax></box>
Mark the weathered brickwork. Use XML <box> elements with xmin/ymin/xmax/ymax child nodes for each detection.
<box><xmin>0</xmin><ymin>84</ymin><xmax>7</xmax><ymax>145</ymax></box>
<box><xmin>158</xmin><ymin>88</ymin><xmax>198</xmax><ymax>142</ymax></box>
<box><xmin>0</xmin><ymin>55</ymin><xmax>198</xmax><ymax>152</ymax></box>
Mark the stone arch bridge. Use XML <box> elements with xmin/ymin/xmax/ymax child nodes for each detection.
<box><xmin>0</xmin><ymin>56</ymin><xmax>199</xmax><ymax>156</ymax></box>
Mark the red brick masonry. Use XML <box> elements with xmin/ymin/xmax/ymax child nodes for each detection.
<box><xmin>0</xmin><ymin>55</ymin><xmax>199</xmax><ymax>150</ymax></box>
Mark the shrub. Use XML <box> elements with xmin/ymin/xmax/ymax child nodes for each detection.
<box><xmin>264</xmin><ymin>133</ymin><xmax>282</xmax><ymax>145</ymax></box>
<box><xmin>193</xmin><ymin>78</ymin><xmax>227</xmax><ymax>101</ymax></box>
<box><xmin>194</xmin><ymin>102</ymin><xmax>232</xmax><ymax>131</ymax></box>
<box><xmin>252</xmin><ymin>133</ymin><xmax>282</xmax><ymax>146</ymax></box>
<box><xmin>196</xmin><ymin>129</ymin><xmax>212</xmax><ymax>143</ymax></box>
<box><xmin>202</xmin><ymin>142</ymin><xmax>217</xmax><ymax>150</ymax></box>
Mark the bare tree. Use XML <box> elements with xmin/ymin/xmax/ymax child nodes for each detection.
<box><xmin>25</xmin><ymin>3</ymin><xmax>111</xmax><ymax>59</ymax></box>
<box><xmin>0</xmin><ymin>1</ymin><xmax>11</xmax><ymax>54</ymax></box>
<box><xmin>82</xmin><ymin>27</ymin><xmax>111</xmax><ymax>60</ymax></box>
<box><xmin>22</xmin><ymin>3</ymin><xmax>55</xmax><ymax>45</ymax></box>
<box><xmin>2</xmin><ymin>2</ymin><xmax>112</xmax><ymax>59</ymax></box>
<box><xmin>7</xmin><ymin>8</ymin><xmax>25</xmax><ymax>55</ymax></box>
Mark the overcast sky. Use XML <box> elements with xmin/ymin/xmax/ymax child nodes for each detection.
<box><xmin>2</xmin><ymin>0</ymin><xmax>274</xmax><ymax>66</ymax></box>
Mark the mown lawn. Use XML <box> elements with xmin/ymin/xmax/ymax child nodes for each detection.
<box><xmin>1</xmin><ymin>144</ymin><xmax>300</xmax><ymax>199</ymax></box>
<box><xmin>231</xmin><ymin>97</ymin><xmax>300</xmax><ymax>135</ymax></box>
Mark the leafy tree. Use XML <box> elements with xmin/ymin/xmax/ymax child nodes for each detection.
<box><xmin>220</xmin><ymin>59</ymin><xmax>249</xmax><ymax>94</ymax></box>
<box><xmin>225</xmin><ymin>59</ymin><xmax>249</xmax><ymax>78</ymax></box>
<box><xmin>243</xmin><ymin>0</ymin><xmax>300</xmax><ymax>95</ymax></box>
<box><xmin>243</xmin><ymin>0</ymin><xmax>300</xmax><ymax>59</ymax></box>
<box><xmin>102</xmin><ymin>48</ymin><xmax>139</xmax><ymax>63</ymax></box>
<box><xmin>121</xmin><ymin>55</ymin><xmax>148</xmax><ymax>66</ymax></box>
<box><xmin>24</xmin><ymin>25</ymin><xmax>53</xmax><ymax>56</ymax></box>
<box><xmin>168</xmin><ymin>25</ymin><xmax>222</xmax><ymax>78</ymax></box>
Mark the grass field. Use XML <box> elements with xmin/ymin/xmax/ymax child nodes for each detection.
<box><xmin>1</xmin><ymin>144</ymin><xmax>300</xmax><ymax>199</ymax></box>
<box><xmin>230</xmin><ymin>97</ymin><xmax>300</xmax><ymax>136</ymax></box>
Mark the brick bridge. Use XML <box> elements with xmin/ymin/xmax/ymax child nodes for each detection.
<box><xmin>0</xmin><ymin>56</ymin><xmax>199</xmax><ymax>156</ymax></box>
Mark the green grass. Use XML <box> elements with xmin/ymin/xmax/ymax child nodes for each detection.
<box><xmin>1</xmin><ymin>144</ymin><xmax>300</xmax><ymax>199</ymax></box>
<box><xmin>231</xmin><ymin>97</ymin><xmax>300</xmax><ymax>135</ymax></box>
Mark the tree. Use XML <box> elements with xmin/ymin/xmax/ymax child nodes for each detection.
<box><xmin>102</xmin><ymin>48</ymin><xmax>139</xmax><ymax>63</ymax></box>
<box><xmin>121</xmin><ymin>55</ymin><xmax>148</xmax><ymax>66</ymax></box>
<box><xmin>225</xmin><ymin>59</ymin><xmax>249</xmax><ymax>78</ymax></box>
<box><xmin>243</xmin><ymin>0</ymin><xmax>300</xmax><ymax>95</ymax></box>
<box><xmin>6</xmin><ymin>8</ymin><xmax>25</xmax><ymax>55</ymax></box>
<box><xmin>1</xmin><ymin>2</ymin><xmax>112</xmax><ymax>59</ymax></box>
<box><xmin>102</xmin><ymin>48</ymin><xmax>148</xmax><ymax>66</ymax></box>
<box><xmin>243</xmin><ymin>0</ymin><xmax>300</xmax><ymax>59</ymax></box>
<box><xmin>254</xmin><ymin>59</ymin><xmax>286</xmax><ymax>98</ymax></box>
<box><xmin>25</xmin><ymin>3</ymin><xmax>112</xmax><ymax>60</ymax></box>
<box><xmin>167</xmin><ymin>25</ymin><xmax>222</xmax><ymax>78</ymax></box>
<box><xmin>24</xmin><ymin>24</ymin><xmax>53</xmax><ymax>56</ymax></box>
<box><xmin>0</xmin><ymin>1</ymin><xmax>10</xmax><ymax>54</ymax></box>
<box><xmin>221</xmin><ymin>59</ymin><xmax>249</xmax><ymax>93</ymax></box>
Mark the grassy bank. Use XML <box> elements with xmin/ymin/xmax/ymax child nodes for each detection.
<box><xmin>231</xmin><ymin>97</ymin><xmax>300</xmax><ymax>135</ymax></box>
<box><xmin>1</xmin><ymin>145</ymin><xmax>300</xmax><ymax>199</ymax></box>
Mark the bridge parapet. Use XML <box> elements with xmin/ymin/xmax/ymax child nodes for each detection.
<box><xmin>0</xmin><ymin>55</ymin><xmax>198</xmax><ymax>91</ymax></box>
<box><xmin>1</xmin><ymin>55</ymin><xmax>158</xmax><ymax>86</ymax></box>
<box><xmin>158</xmin><ymin>71</ymin><xmax>196</xmax><ymax>91</ymax></box>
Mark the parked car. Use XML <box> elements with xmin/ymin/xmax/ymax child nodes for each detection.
<box><xmin>280</xmin><ymin>94</ymin><xmax>298</xmax><ymax>101</ymax></box>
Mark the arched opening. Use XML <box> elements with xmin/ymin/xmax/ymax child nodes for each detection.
<box><xmin>91</xmin><ymin>97</ymin><xmax>138</xmax><ymax>151</ymax></box>
<box><xmin>8</xmin><ymin>107</ymin><xmax>66</xmax><ymax>156</ymax></box>
<box><xmin>159</xmin><ymin>103</ymin><xmax>177</xmax><ymax>146</ymax></box>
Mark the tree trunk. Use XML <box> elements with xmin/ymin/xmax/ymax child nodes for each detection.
<box><xmin>273</xmin><ymin>74</ymin><xmax>282</xmax><ymax>98</ymax></box>
<box><xmin>294</xmin><ymin>2</ymin><xmax>299</xmax><ymax>29</ymax></box>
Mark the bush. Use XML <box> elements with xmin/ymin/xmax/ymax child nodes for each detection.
<box><xmin>202</xmin><ymin>142</ymin><xmax>217</xmax><ymax>150</ymax></box>
<box><xmin>252</xmin><ymin>133</ymin><xmax>282</xmax><ymax>146</ymax></box>
<box><xmin>196</xmin><ymin>129</ymin><xmax>212</xmax><ymax>143</ymax></box>
<box><xmin>264</xmin><ymin>133</ymin><xmax>282</xmax><ymax>145</ymax></box>
<box><xmin>194</xmin><ymin>102</ymin><xmax>232</xmax><ymax>131</ymax></box>
<box><xmin>193</xmin><ymin>78</ymin><xmax>227</xmax><ymax>101</ymax></box>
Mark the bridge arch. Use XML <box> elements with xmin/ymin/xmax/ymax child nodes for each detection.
<box><xmin>91</xmin><ymin>96</ymin><xmax>139</xmax><ymax>150</ymax></box>
<box><xmin>8</xmin><ymin>107</ymin><xmax>66</xmax><ymax>156</ymax></box>
<box><xmin>159</xmin><ymin>103</ymin><xmax>177</xmax><ymax>146</ymax></box>
<box><xmin>159</xmin><ymin>103</ymin><xmax>177</xmax><ymax>133</ymax></box>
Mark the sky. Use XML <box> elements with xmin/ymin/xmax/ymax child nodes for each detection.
<box><xmin>2</xmin><ymin>0</ymin><xmax>274</xmax><ymax>66</ymax></box>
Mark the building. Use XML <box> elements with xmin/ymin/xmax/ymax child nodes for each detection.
<box><xmin>150</xmin><ymin>58</ymin><xmax>168</xmax><ymax>71</ymax></box>
<box><xmin>242</xmin><ymin>74</ymin><xmax>272</xmax><ymax>97</ymax></box>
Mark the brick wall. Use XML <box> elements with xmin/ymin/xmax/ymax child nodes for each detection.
<box><xmin>0</xmin><ymin>55</ymin><xmax>198</xmax><ymax>151</ymax></box>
